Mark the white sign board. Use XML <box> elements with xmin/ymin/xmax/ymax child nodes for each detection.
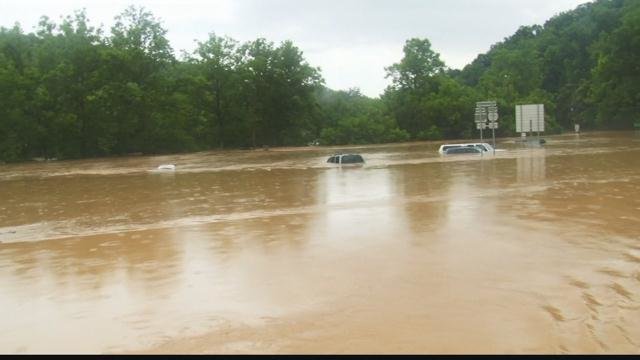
<box><xmin>515</xmin><ymin>104</ymin><xmax>544</xmax><ymax>132</ymax></box>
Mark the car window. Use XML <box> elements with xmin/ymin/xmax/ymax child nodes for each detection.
<box><xmin>447</xmin><ymin>147</ymin><xmax>479</xmax><ymax>154</ymax></box>
<box><xmin>341</xmin><ymin>154</ymin><xmax>364</xmax><ymax>163</ymax></box>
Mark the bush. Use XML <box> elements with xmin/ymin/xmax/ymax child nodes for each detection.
<box><xmin>319</xmin><ymin>114</ymin><xmax>408</xmax><ymax>145</ymax></box>
<box><xmin>417</xmin><ymin>125</ymin><xmax>442</xmax><ymax>140</ymax></box>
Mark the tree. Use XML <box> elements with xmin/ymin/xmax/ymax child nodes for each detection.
<box><xmin>317</xmin><ymin>87</ymin><xmax>408</xmax><ymax>145</ymax></box>
<box><xmin>238</xmin><ymin>38</ymin><xmax>322</xmax><ymax>147</ymax></box>
<box><xmin>106</xmin><ymin>6</ymin><xmax>175</xmax><ymax>154</ymax></box>
<box><xmin>191</xmin><ymin>33</ymin><xmax>242</xmax><ymax>148</ymax></box>
<box><xmin>590</xmin><ymin>0</ymin><xmax>640</xmax><ymax>129</ymax></box>
<box><xmin>1</xmin><ymin>0</ymin><xmax>638</xmax><ymax>162</ymax></box>
<box><xmin>385</xmin><ymin>38</ymin><xmax>445</xmax><ymax>93</ymax></box>
<box><xmin>384</xmin><ymin>38</ymin><xmax>475</xmax><ymax>140</ymax></box>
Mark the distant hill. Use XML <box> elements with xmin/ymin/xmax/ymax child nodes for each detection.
<box><xmin>453</xmin><ymin>0</ymin><xmax>638</xmax><ymax>130</ymax></box>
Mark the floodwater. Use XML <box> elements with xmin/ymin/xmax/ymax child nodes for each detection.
<box><xmin>1</xmin><ymin>132</ymin><xmax>639</xmax><ymax>354</ymax></box>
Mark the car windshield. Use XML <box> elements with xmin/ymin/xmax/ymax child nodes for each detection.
<box><xmin>340</xmin><ymin>154</ymin><xmax>364</xmax><ymax>163</ymax></box>
<box><xmin>447</xmin><ymin>147</ymin><xmax>479</xmax><ymax>154</ymax></box>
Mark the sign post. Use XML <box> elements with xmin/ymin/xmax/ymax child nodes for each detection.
<box><xmin>475</xmin><ymin>107</ymin><xmax>487</xmax><ymax>141</ymax></box>
<box><xmin>475</xmin><ymin>101</ymin><xmax>498</xmax><ymax>154</ymax></box>
<box><xmin>487</xmin><ymin>109</ymin><xmax>498</xmax><ymax>155</ymax></box>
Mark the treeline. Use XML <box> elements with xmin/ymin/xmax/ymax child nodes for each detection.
<box><xmin>383</xmin><ymin>0</ymin><xmax>640</xmax><ymax>141</ymax></box>
<box><xmin>0</xmin><ymin>7</ymin><xmax>329</xmax><ymax>161</ymax></box>
<box><xmin>1</xmin><ymin>0</ymin><xmax>638</xmax><ymax>162</ymax></box>
<box><xmin>453</xmin><ymin>0</ymin><xmax>639</xmax><ymax>133</ymax></box>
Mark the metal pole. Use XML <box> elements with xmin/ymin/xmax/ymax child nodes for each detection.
<box><xmin>492</xmin><ymin>126</ymin><xmax>496</xmax><ymax>155</ymax></box>
<box><xmin>536</xmin><ymin>105</ymin><xmax>541</xmax><ymax>143</ymax></box>
<box><xmin>480</xmin><ymin>127</ymin><xmax>483</xmax><ymax>142</ymax></box>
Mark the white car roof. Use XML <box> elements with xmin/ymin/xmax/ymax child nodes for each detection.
<box><xmin>439</xmin><ymin>143</ymin><xmax>494</xmax><ymax>152</ymax></box>
<box><xmin>440</xmin><ymin>142</ymin><xmax>492</xmax><ymax>147</ymax></box>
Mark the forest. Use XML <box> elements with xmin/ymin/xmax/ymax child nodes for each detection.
<box><xmin>0</xmin><ymin>0</ymin><xmax>638</xmax><ymax>162</ymax></box>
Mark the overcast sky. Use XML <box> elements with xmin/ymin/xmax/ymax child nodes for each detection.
<box><xmin>1</xmin><ymin>0</ymin><xmax>589</xmax><ymax>97</ymax></box>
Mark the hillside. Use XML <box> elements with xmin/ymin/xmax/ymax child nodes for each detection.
<box><xmin>454</xmin><ymin>0</ymin><xmax>638</xmax><ymax>131</ymax></box>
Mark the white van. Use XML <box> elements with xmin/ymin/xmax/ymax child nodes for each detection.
<box><xmin>438</xmin><ymin>142</ymin><xmax>495</xmax><ymax>155</ymax></box>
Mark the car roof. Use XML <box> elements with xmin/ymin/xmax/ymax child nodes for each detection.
<box><xmin>440</xmin><ymin>143</ymin><xmax>492</xmax><ymax>150</ymax></box>
<box><xmin>441</xmin><ymin>142</ymin><xmax>488</xmax><ymax>146</ymax></box>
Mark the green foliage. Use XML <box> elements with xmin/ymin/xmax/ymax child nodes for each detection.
<box><xmin>317</xmin><ymin>88</ymin><xmax>408</xmax><ymax>145</ymax></box>
<box><xmin>590</xmin><ymin>0</ymin><xmax>640</xmax><ymax>129</ymax></box>
<box><xmin>320</xmin><ymin>115</ymin><xmax>409</xmax><ymax>145</ymax></box>
<box><xmin>455</xmin><ymin>0</ymin><xmax>634</xmax><ymax>132</ymax></box>
<box><xmin>0</xmin><ymin>0</ymin><xmax>638</xmax><ymax>162</ymax></box>
<box><xmin>417</xmin><ymin>125</ymin><xmax>442</xmax><ymax>141</ymax></box>
<box><xmin>385</xmin><ymin>38</ymin><xmax>445</xmax><ymax>93</ymax></box>
<box><xmin>0</xmin><ymin>7</ymin><xmax>323</xmax><ymax>161</ymax></box>
<box><xmin>384</xmin><ymin>0</ymin><xmax>638</xmax><ymax>142</ymax></box>
<box><xmin>383</xmin><ymin>40</ymin><xmax>479</xmax><ymax>141</ymax></box>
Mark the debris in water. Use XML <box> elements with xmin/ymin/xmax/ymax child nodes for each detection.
<box><xmin>157</xmin><ymin>164</ymin><xmax>176</xmax><ymax>171</ymax></box>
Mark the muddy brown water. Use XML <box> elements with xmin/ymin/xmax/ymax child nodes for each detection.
<box><xmin>1</xmin><ymin>132</ymin><xmax>639</xmax><ymax>354</ymax></box>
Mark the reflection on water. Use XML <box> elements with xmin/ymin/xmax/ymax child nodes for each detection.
<box><xmin>311</xmin><ymin>167</ymin><xmax>411</xmax><ymax>250</ymax></box>
<box><xmin>517</xmin><ymin>149</ymin><xmax>546</xmax><ymax>183</ymax></box>
<box><xmin>0</xmin><ymin>132</ymin><xmax>639</xmax><ymax>354</ymax></box>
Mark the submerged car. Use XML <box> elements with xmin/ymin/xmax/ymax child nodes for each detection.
<box><xmin>156</xmin><ymin>164</ymin><xmax>176</xmax><ymax>171</ymax></box>
<box><xmin>444</xmin><ymin>147</ymin><xmax>482</xmax><ymax>155</ymax></box>
<box><xmin>327</xmin><ymin>154</ymin><xmax>365</xmax><ymax>164</ymax></box>
<box><xmin>438</xmin><ymin>142</ymin><xmax>494</xmax><ymax>154</ymax></box>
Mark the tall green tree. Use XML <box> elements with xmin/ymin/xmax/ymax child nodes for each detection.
<box><xmin>384</xmin><ymin>38</ymin><xmax>475</xmax><ymax>140</ymax></box>
<box><xmin>590</xmin><ymin>0</ymin><xmax>640</xmax><ymax>129</ymax></box>
<box><xmin>238</xmin><ymin>38</ymin><xmax>322</xmax><ymax>147</ymax></box>
<box><xmin>190</xmin><ymin>33</ymin><xmax>243</xmax><ymax>148</ymax></box>
<box><xmin>106</xmin><ymin>6</ymin><xmax>175</xmax><ymax>154</ymax></box>
<box><xmin>385</xmin><ymin>38</ymin><xmax>445</xmax><ymax>93</ymax></box>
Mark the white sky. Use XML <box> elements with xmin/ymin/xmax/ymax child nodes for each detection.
<box><xmin>0</xmin><ymin>0</ymin><xmax>589</xmax><ymax>97</ymax></box>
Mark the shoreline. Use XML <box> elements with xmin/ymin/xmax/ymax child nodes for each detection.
<box><xmin>0</xmin><ymin>129</ymin><xmax>623</xmax><ymax>167</ymax></box>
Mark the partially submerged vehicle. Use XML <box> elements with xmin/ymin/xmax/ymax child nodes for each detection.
<box><xmin>444</xmin><ymin>146</ymin><xmax>483</xmax><ymax>155</ymax></box>
<box><xmin>327</xmin><ymin>154</ymin><xmax>365</xmax><ymax>165</ymax></box>
<box><xmin>156</xmin><ymin>164</ymin><xmax>176</xmax><ymax>171</ymax></box>
<box><xmin>438</xmin><ymin>142</ymin><xmax>495</xmax><ymax>154</ymax></box>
